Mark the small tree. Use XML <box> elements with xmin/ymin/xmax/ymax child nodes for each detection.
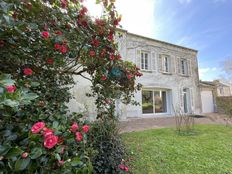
<box><xmin>0</xmin><ymin>0</ymin><xmax>142</xmax><ymax>173</ymax></box>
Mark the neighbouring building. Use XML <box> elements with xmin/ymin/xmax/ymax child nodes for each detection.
<box><xmin>213</xmin><ymin>80</ymin><xmax>232</xmax><ymax>97</ymax></box>
<box><xmin>68</xmin><ymin>29</ymin><xmax>202</xmax><ymax>120</ymax></box>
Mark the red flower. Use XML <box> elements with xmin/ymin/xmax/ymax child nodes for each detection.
<box><xmin>31</xmin><ymin>122</ymin><xmax>45</xmax><ymax>134</ymax></box>
<box><xmin>124</xmin><ymin>167</ymin><xmax>129</xmax><ymax>172</ymax></box>
<box><xmin>47</xmin><ymin>58</ymin><xmax>54</xmax><ymax>64</ymax></box>
<box><xmin>44</xmin><ymin>135</ymin><xmax>58</xmax><ymax>149</ymax></box>
<box><xmin>80</xmin><ymin>7</ymin><xmax>88</xmax><ymax>16</ymax></box>
<box><xmin>58</xmin><ymin>160</ymin><xmax>65</xmax><ymax>166</ymax></box>
<box><xmin>23</xmin><ymin>68</ymin><xmax>33</xmax><ymax>75</ymax></box>
<box><xmin>0</xmin><ymin>40</ymin><xmax>4</xmax><ymax>47</ymax></box>
<box><xmin>41</xmin><ymin>31</ymin><xmax>50</xmax><ymax>39</ymax></box>
<box><xmin>89</xmin><ymin>50</ymin><xmax>95</xmax><ymax>57</ymax></box>
<box><xmin>21</xmin><ymin>152</ymin><xmax>28</xmax><ymax>159</ymax></box>
<box><xmin>100</xmin><ymin>49</ymin><xmax>106</xmax><ymax>57</ymax></box>
<box><xmin>113</xmin><ymin>19</ymin><xmax>119</xmax><ymax>26</ymax></box>
<box><xmin>60</xmin><ymin>45</ymin><xmax>68</xmax><ymax>54</ymax></box>
<box><xmin>55</xmin><ymin>30</ymin><xmax>62</xmax><ymax>35</ymax></box>
<box><xmin>127</xmin><ymin>74</ymin><xmax>133</xmax><ymax>79</ymax></box>
<box><xmin>135</xmin><ymin>72</ymin><xmax>143</xmax><ymax>77</ymax></box>
<box><xmin>6</xmin><ymin>85</ymin><xmax>16</xmax><ymax>93</ymax></box>
<box><xmin>109</xmin><ymin>54</ymin><xmax>115</xmax><ymax>61</ymax></box>
<box><xmin>117</xmin><ymin>54</ymin><xmax>122</xmax><ymax>60</ymax></box>
<box><xmin>71</xmin><ymin>122</ymin><xmax>79</xmax><ymax>133</ymax></box>
<box><xmin>82</xmin><ymin>125</ymin><xmax>89</xmax><ymax>133</ymax></box>
<box><xmin>91</xmin><ymin>39</ymin><xmax>100</xmax><ymax>47</ymax></box>
<box><xmin>108</xmin><ymin>34</ymin><xmax>113</xmax><ymax>41</ymax></box>
<box><xmin>119</xmin><ymin>164</ymin><xmax>125</xmax><ymax>170</ymax></box>
<box><xmin>75</xmin><ymin>132</ymin><xmax>83</xmax><ymax>142</ymax></box>
<box><xmin>42</xmin><ymin>128</ymin><xmax>54</xmax><ymax>138</ymax></box>
<box><xmin>101</xmin><ymin>75</ymin><xmax>107</xmax><ymax>81</ymax></box>
<box><xmin>54</xmin><ymin>43</ymin><xmax>61</xmax><ymax>50</ymax></box>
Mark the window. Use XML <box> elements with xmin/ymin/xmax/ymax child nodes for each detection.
<box><xmin>142</xmin><ymin>89</ymin><xmax>168</xmax><ymax>114</ymax></box>
<box><xmin>163</xmin><ymin>55</ymin><xmax>171</xmax><ymax>73</ymax></box>
<box><xmin>141</xmin><ymin>52</ymin><xmax>149</xmax><ymax>70</ymax></box>
<box><xmin>180</xmin><ymin>58</ymin><xmax>188</xmax><ymax>75</ymax></box>
<box><xmin>183</xmin><ymin>88</ymin><xmax>191</xmax><ymax>113</ymax></box>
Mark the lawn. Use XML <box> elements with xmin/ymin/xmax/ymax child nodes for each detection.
<box><xmin>123</xmin><ymin>125</ymin><xmax>232</xmax><ymax>174</ymax></box>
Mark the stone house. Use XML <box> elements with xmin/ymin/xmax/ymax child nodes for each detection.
<box><xmin>68</xmin><ymin>29</ymin><xmax>202</xmax><ymax>120</ymax></box>
<box><xmin>213</xmin><ymin>80</ymin><xmax>232</xmax><ymax>97</ymax></box>
<box><xmin>115</xmin><ymin>29</ymin><xmax>201</xmax><ymax>119</ymax></box>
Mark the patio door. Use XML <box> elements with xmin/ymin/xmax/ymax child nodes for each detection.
<box><xmin>142</xmin><ymin>89</ymin><xmax>168</xmax><ymax>114</ymax></box>
<box><xmin>183</xmin><ymin>88</ymin><xmax>190</xmax><ymax>113</ymax></box>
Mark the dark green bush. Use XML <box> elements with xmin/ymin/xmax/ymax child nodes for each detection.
<box><xmin>89</xmin><ymin>118</ymin><xmax>129</xmax><ymax>174</ymax></box>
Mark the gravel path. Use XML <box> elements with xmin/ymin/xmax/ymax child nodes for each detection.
<box><xmin>120</xmin><ymin>113</ymin><xmax>228</xmax><ymax>133</ymax></box>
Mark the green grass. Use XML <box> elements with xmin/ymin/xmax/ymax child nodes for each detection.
<box><xmin>123</xmin><ymin>125</ymin><xmax>232</xmax><ymax>174</ymax></box>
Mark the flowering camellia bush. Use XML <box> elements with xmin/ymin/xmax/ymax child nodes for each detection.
<box><xmin>0</xmin><ymin>0</ymin><xmax>142</xmax><ymax>173</ymax></box>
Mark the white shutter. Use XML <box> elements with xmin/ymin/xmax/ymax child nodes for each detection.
<box><xmin>171</xmin><ymin>56</ymin><xmax>175</xmax><ymax>74</ymax></box>
<box><xmin>136</xmin><ymin>49</ymin><xmax>141</xmax><ymax>69</ymax></box>
<box><xmin>187</xmin><ymin>59</ymin><xmax>192</xmax><ymax>76</ymax></box>
<box><xmin>190</xmin><ymin>88</ymin><xmax>194</xmax><ymax>113</ymax></box>
<box><xmin>177</xmin><ymin>57</ymin><xmax>181</xmax><ymax>74</ymax></box>
<box><xmin>179</xmin><ymin>87</ymin><xmax>183</xmax><ymax>111</ymax></box>
<box><xmin>158</xmin><ymin>54</ymin><xmax>163</xmax><ymax>72</ymax></box>
<box><xmin>151</xmin><ymin>52</ymin><xmax>156</xmax><ymax>71</ymax></box>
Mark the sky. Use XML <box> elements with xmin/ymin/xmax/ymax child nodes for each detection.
<box><xmin>84</xmin><ymin>0</ymin><xmax>232</xmax><ymax>81</ymax></box>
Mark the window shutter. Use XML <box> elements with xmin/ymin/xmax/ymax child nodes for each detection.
<box><xmin>190</xmin><ymin>88</ymin><xmax>194</xmax><ymax>113</ymax></box>
<box><xmin>177</xmin><ymin>57</ymin><xmax>181</xmax><ymax>74</ymax></box>
<box><xmin>179</xmin><ymin>87</ymin><xmax>183</xmax><ymax>111</ymax></box>
<box><xmin>151</xmin><ymin>52</ymin><xmax>156</xmax><ymax>71</ymax></box>
<box><xmin>158</xmin><ymin>54</ymin><xmax>163</xmax><ymax>72</ymax></box>
<box><xmin>187</xmin><ymin>59</ymin><xmax>192</xmax><ymax>76</ymax></box>
<box><xmin>136</xmin><ymin>49</ymin><xmax>141</xmax><ymax>69</ymax></box>
<box><xmin>171</xmin><ymin>56</ymin><xmax>175</xmax><ymax>74</ymax></box>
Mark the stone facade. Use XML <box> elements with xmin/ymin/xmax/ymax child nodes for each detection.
<box><xmin>68</xmin><ymin>29</ymin><xmax>202</xmax><ymax>120</ymax></box>
<box><xmin>116</xmin><ymin>30</ymin><xmax>201</xmax><ymax>120</ymax></box>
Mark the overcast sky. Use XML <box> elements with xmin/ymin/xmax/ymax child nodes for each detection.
<box><xmin>85</xmin><ymin>0</ymin><xmax>232</xmax><ymax>81</ymax></box>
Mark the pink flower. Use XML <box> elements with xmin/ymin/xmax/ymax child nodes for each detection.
<box><xmin>101</xmin><ymin>75</ymin><xmax>107</xmax><ymax>81</ymax></box>
<box><xmin>60</xmin><ymin>45</ymin><xmax>68</xmax><ymax>54</ymax></box>
<box><xmin>75</xmin><ymin>132</ymin><xmax>83</xmax><ymax>142</ymax></box>
<box><xmin>127</xmin><ymin>74</ymin><xmax>133</xmax><ymax>80</ymax></box>
<box><xmin>55</xmin><ymin>30</ymin><xmax>62</xmax><ymax>35</ymax></box>
<box><xmin>71</xmin><ymin>123</ymin><xmax>79</xmax><ymax>133</ymax></box>
<box><xmin>47</xmin><ymin>58</ymin><xmax>54</xmax><ymax>64</ymax></box>
<box><xmin>23</xmin><ymin>68</ymin><xmax>33</xmax><ymax>75</ymax></box>
<box><xmin>6</xmin><ymin>85</ymin><xmax>16</xmax><ymax>93</ymax></box>
<box><xmin>89</xmin><ymin>50</ymin><xmax>95</xmax><ymax>57</ymax></box>
<box><xmin>58</xmin><ymin>160</ymin><xmax>65</xmax><ymax>166</ymax></box>
<box><xmin>91</xmin><ymin>39</ymin><xmax>100</xmax><ymax>47</ymax></box>
<box><xmin>42</xmin><ymin>128</ymin><xmax>54</xmax><ymax>138</ymax></box>
<box><xmin>54</xmin><ymin>43</ymin><xmax>61</xmax><ymax>50</ymax></box>
<box><xmin>44</xmin><ymin>135</ymin><xmax>58</xmax><ymax>149</ymax></box>
<box><xmin>21</xmin><ymin>152</ymin><xmax>28</xmax><ymax>159</ymax></box>
<box><xmin>31</xmin><ymin>122</ymin><xmax>45</xmax><ymax>134</ymax></box>
<box><xmin>124</xmin><ymin>167</ymin><xmax>129</xmax><ymax>172</ymax></box>
<box><xmin>41</xmin><ymin>31</ymin><xmax>50</xmax><ymax>39</ymax></box>
<box><xmin>117</xmin><ymin>54</ymin><xmax>122</xmax><ymax>60</ymax></box>
<box><xmin>109</xmin><ymin>54</ymin><xmax>115</xmax><ymax>61</ymax></box>
<box><xmin>59</xmin><ymin>146</ymin><xmax>65</xmax><ymax>154</ymax></box>
<box><xmin>80</xmin><ymin>7</ymin><xmax>88</xmax><ymax>16</ymax></box>
<box><xmin>119</xmin><ymin>164</ymin><xmax>125</xmax><ymax>170</ymax></box>
<box><xmin>82</xmin><ymin>125</ymin><xmax>90</xmax><ymax>133</ymax></box>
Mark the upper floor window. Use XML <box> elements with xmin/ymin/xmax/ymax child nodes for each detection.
<box><xmin>163</xmin><ymin>55</ymin><xmax>171</xmax><ymax>73</ymax></box>
<box><xmin>141</xmin><ymin>51</ymin><xmax>149</xmax><ymax>70</ymax></box>
<box><xmin>180</xmin><ymin>58</ymin><xmax>188</xmax><ymax>75</ymax></box>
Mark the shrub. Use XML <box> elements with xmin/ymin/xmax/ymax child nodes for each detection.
<box><xmin>89</xmin><ymin>118</ymin><xmax>130</xmax><ymax>174</ymax></box>
<box><xmin>216</xmin><ymin>97</ymin><xmax>232</xmax><ymax>125</ymax></box>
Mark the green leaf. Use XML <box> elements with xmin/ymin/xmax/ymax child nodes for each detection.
<box><xmin>15</xmin><ymin>158</ymin><xmax>30</xmax><ymax>171</ymax></box>
<box><xmin>52</xmin><ymin>121</ymin><xmax>59</xmax><ymax>129</ymax></box>
<box><xmin>0</xmin><ymin>79</ymin><xmax>15</xmax><ymax>86</ymax></box>
<box><xmin>71</xmin><ymin>157</ymin><xmax>81</xmax><ymax>167</ymax></box>
<box><xmin>0</xmin><ymin>145</ymin><xmax>10</xmax><ymax>156</ymax></box>
<box><xmin>2</xmin><ymin>99</ymin><xmax>19</xmax><ymax>107</ymax></box>
<box><xmin>5</xmin><ymin>148</ymin><xmax>23</xmax><ymax>159</ymax></box>
<box><xmin>54</xmin><ymin>153</ymin><xmax>61</xmax><ymax>161</ymax></box>
<box><xmin>30</xmin><ymin>148</ymin><xmax>42</xmax><ymax>159</ymax></box>
<box><xmin>30</xmin><ymin>82</ymin><xmax>40</xmax><ymax>87</ymax></box>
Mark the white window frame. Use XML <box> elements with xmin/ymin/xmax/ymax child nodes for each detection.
<box><xmin>142</xmin><ymin>89</ymin><xmax>170</xmax><ymax>115</ymax></box>
<box><xmin>141</xmin><ymin>51</ymin><xmax>150</xmax><ymax>71</ymax></box>
<box><xmin>180</xmin><ymin>58</ymin><xmax>189</xmax><ymax>76</ymax></box>
<box><xmin>163</xmin><ymin>55</ymin><xmax>171</xmax><ymax>73</ymax></box>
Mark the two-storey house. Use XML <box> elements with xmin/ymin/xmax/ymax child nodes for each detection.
<box><xmin>68</xmin><ymin>29</ymin><xmax>202</xmax><ymax>120</ymax></box>
<box><xmin>115</xmin><ymin>29</ymin><xmax>202</xmax><ymax>119</ymax></box>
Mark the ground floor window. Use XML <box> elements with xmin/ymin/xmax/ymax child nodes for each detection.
<box><xmin>142</xmin><ymin>89</ymin><xmax>168</xmax><ymax>114</ymax></box>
